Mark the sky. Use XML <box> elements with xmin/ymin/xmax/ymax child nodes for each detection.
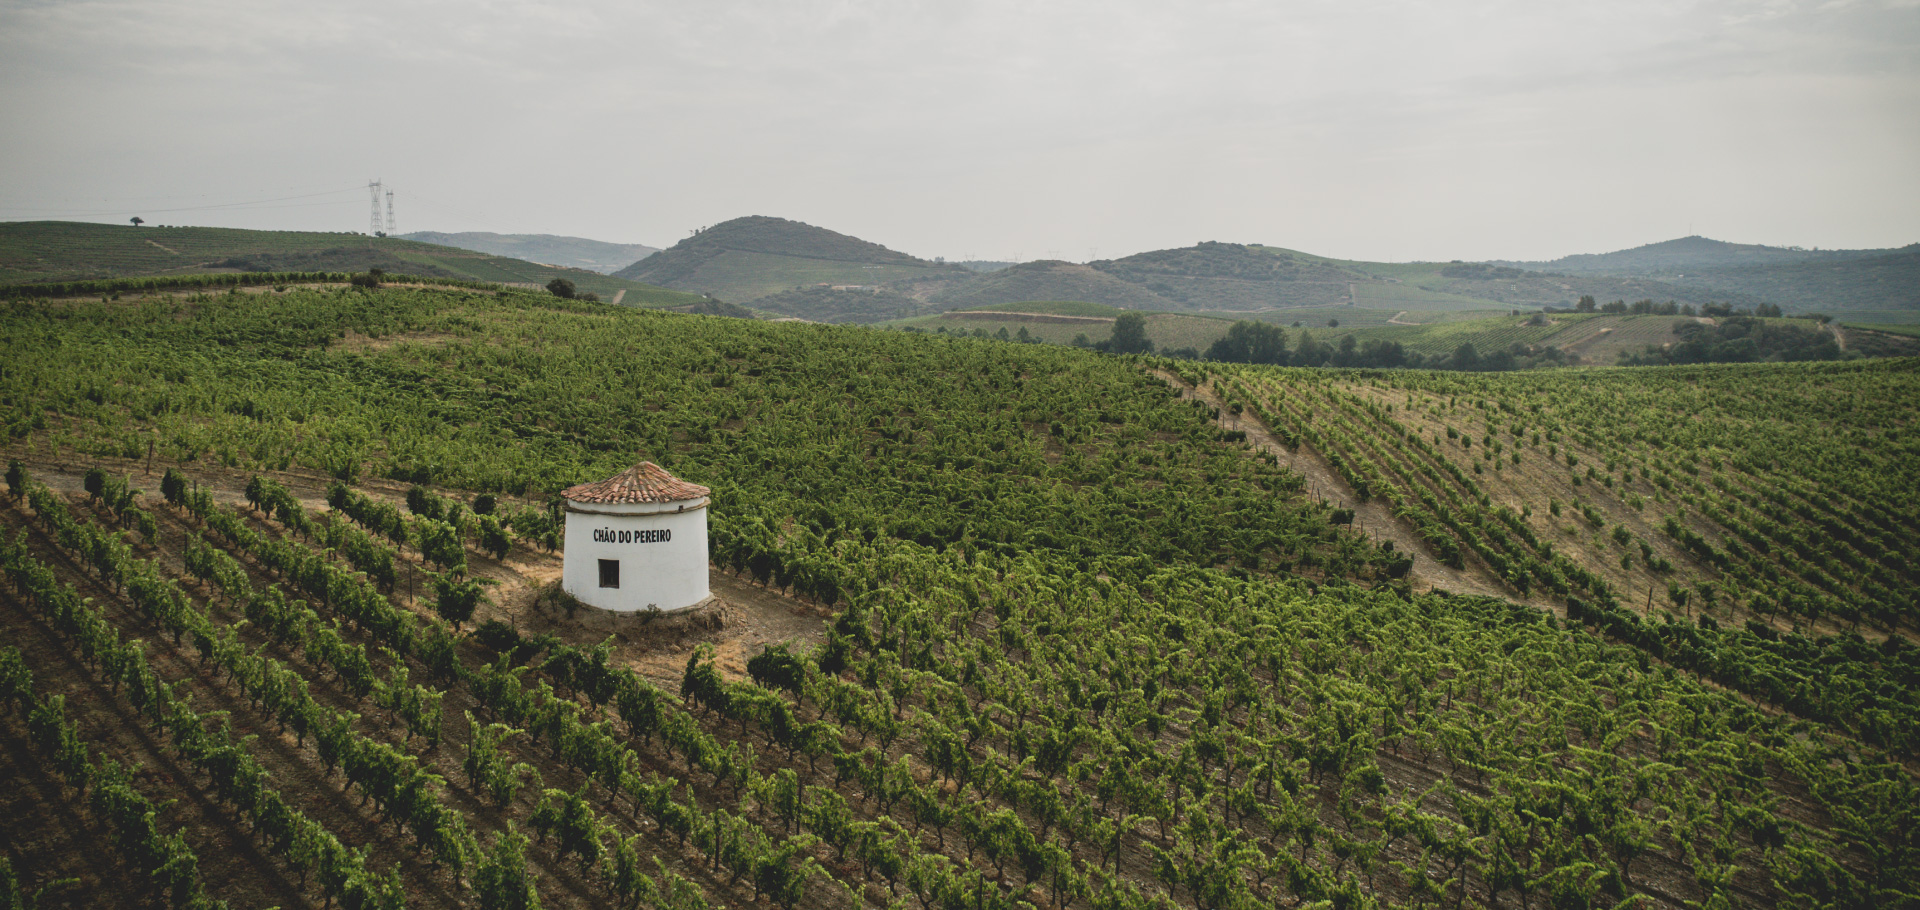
<box><xmin>1</xmin><ymin>0</ymin><xmax>1916</xmax><ymax>263</ymax></box>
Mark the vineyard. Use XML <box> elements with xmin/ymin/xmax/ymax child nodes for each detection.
<box><xmin>0</xmin><ymin>281</ymin><xmax>1916</xmax><ymax>909</ymax></box>
<box><xmin>1322</xmin><ymin>314</ymin><xmax>1683</xmax><ymax>364</ymax></box>
<box><xmin>1184</xmin><ymin>357</ymin><xmax>1920</xmax><ymax>748</ymax></box>
<box><xmin>0</xmin><ymin>222</ymin><xmax>704</xmax><ymax>305</ymax></box>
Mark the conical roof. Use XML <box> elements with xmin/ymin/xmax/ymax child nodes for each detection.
<box><xmin>561</xmin><ymin>461</ymin><xmax>710</xmax><ymax>505</ymax></box>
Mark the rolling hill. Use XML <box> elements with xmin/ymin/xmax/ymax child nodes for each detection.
<box><xmin>612</xmin><ymin>215</ymin><xmax>968</xmax><ymax>304</ymax></box>
<box><xmin>750</xmin><ymin>285</ymin><xmax>943</xmax><ymax>323</ymax></box>
<box><xmin>1633</xmin><ymin>246</ymin><xmax>1920</xmax><ymax>321</ymax></box>
<box><xmin>605</xmin><ymin>218</ymin><xmax>1799</xmax><ymax>321</ymax></box>
<box><xmin>1494</xmin><ymin>236</ymin><xmax>1920</xmax><ymax>321</ymax></box>
<box><xmin>398</xmin><ymin>231</ymin><xmax>658</xmax><ymax>273</ymax></box>
<box><xmin>0</xmin><ymin>221</ymin><xmax>703</xmax><ymax>306</ymax></box>
<box><xmin>927</xmin><ymin>260</ymin><xmax>1178</xmax><ymax>311</ymax></box>
<box><xmin>1497</xmin><ymin>235</ymin><xmax>1896</xmax><ymax>274</ymax></box>
<box><xmin>1091</xmin><ymin>242</ymin><xmax>1757</xmax><ymax>313</ymax></box>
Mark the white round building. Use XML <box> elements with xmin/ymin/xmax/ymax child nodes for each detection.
<box><xmin>560</xmin><ymin>461</ymin><xmax>712</xmax><ymax>612</ymax></box>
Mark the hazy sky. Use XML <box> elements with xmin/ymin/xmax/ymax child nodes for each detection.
<box><xmin>3</xmin><ymin>0</ymin><xmax>1915</xmax><ymax>262</ymax></box>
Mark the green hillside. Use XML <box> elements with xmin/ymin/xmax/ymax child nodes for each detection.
<box><xmin>1092</xmin><ymin>242</ymin><xmax>1361</xmax><ymax>310</ymax></box>
<box><xmin>612</xmin><ymin>215</ymin><xmax>965</xmax><ymax>303</ymax></box>
<box><xmin>928</xmin><ymin>260</ymin><xmax>1177</xmax><ymax>310</ymax></box>
<box><xmin>2</xmin><ymin>280</ymin><xmax>1915</xmax><ymax>910</ymax></box>
<box><xmin>0</xmin><ymin>221</ymin><xmax>703</xmax><ymax>306</ymax></box>
<box><xmin>899</xmin><ymin>307</ymin><xmax>1236</xmax><ymax>351</ymax></box>
<box><xmin>956</xmin><ymin>300</ymin><xmax>1126</xmax><ymax>317</ymax></box>
<box><xmin>1327</xmin><ymin>312</ymin><xmax>1683</xmax><ymax>362</ymax></box>
<box><xmin>1496</xmin><ymin>236</ymin><xmax>1920</xmax><ymax>319</ymax></box>
<box><xmin>399</xmin><ymin>231</ymin><xmax>658</xmax><ymax>273</ymax></box>
<box><xmin>752</xmin><ymin>284</ymin><xmax>941</xmax><ymax>323</ymax></box>
<box><xmin>1220</xmin><ymin>305</ymin><xmax>1507</xmax><ymax>329</ymax></box>
<box><xmin>606</xmin><ymin>220</ymin><xmax>1794</xmax><ymax>320</ymax></box>
<box><xmin>906</xmin><ymin>305</ymin><xmax>1910</xmax><ymax>371</ymax></box>
<box><xmin>1664</xmin><ymin>246</ymin><xmax>1920</xmax><ymax>318</ymax></box>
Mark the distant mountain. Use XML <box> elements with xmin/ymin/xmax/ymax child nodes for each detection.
<box><xmin>1667</xmin><ymin>246</ymin><xmax>1920</xmax><ymax>317</ymax></box>
<box><xmin>400</xmin><ymin>231</ymin><xmax>658</xmax><ymax>274</ymax></box>
<box><xmin>1494</xmin><ymin>236</ymin><xmax>1920</xmax><ymax>318</ymax></box>
<box><xmin>1090</xmin><ymin>242</ymin><xmax>1360</xmax><ymax>310</ymax></box>
<box><xmin>613</xmin><ymin>215</ymin><xmax>965</xmax><ymax>304</ymax></box>
<box><xmin>0</xmin><ymin>221</ymin><xmax>704</xmax><ymax>307</ymax></box>
<box><xmin>523</xmin><ymin>214</ymin><xmax>1915</xmax><ymax>322</ymax></box>
<box><xmin>1080</xmin><ymin>241</ymin><xmax>1740</xmax><ymax>314</ymax></box>
<box><xmin>1496</xmin><ymin>236</ymin><xmax>1895</xmax><ymax>275</ymax></box>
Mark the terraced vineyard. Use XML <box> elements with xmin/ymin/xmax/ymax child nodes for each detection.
<box><xmin>2</xmin><ymin>280</ymin><xmax>1916</xmax><ymax>909</ymax></box>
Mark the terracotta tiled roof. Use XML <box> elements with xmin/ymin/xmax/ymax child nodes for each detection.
<box><xmin>562</xmin><ymin>461</ymin><xmax>710</xmax><ymax>504</ymax></box>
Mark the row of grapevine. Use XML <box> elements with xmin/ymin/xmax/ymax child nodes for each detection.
<box><xmin>0</xmin><ymin>647</ymin><xmax>226</xmax><ymax>910</ymax></box>
<box><xmin>1170</xmin><ymin>365</ymin><xmax>1920</xmax><ymax>753</ymax></box>
<box><xmin>0</xmin><ymin>530</ymin><xmax>413</xmax><ymax>909</ymax></box>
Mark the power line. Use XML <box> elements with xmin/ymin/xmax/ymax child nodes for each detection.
<box><xmin>4</xmin><ymin>185</ymin><xmax>367</xmax><ymax>219</ymax></box>
<box><xmin>4</xmin><ymin>181</ymin><xmax>366</xmax><ymax>207</ymax></box>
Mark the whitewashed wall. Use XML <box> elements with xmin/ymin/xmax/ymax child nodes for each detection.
<box><xmin>561</xmin><ymin>498</ymin><xmax>710</xmax><ymax>611</ymax></box>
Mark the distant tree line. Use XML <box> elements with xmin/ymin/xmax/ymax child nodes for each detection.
<box><xmin>1551</xmin><ymin>294</ymin><xmax>1787</xmax><ymax>318</ymax></box>
<box><xmin>1620</xmin><ymin>316</ymin><xmax>1843</xmax><ymax>366</ymax></box>
<box><xmin>913</xmin><ymin>303</ymin><xmax>1852</xmax><ymax>372</ymax></box>
<box><xmin>1185</xmin><ymin>320</ymin><xmax>1573</xmax><ymax>372</ymax></box>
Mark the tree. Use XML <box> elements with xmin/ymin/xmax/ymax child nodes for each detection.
<box><xmin>1108</xmin><ymin>312</ymin><xmax>1154</xmax><ymax>355</ymax></box>
<box><xmin>1205</xmin><ymin>321</ymin><xmax>1287</xmax><ymax>365</ymax></box>
<box><xmin>129</xmin><ymin>217</ymin><xmax>144</xmax><ymax>227</ymax></box>
<box><xmin>546</xmin><ymin>278</ymin><xmax>576</xmax><ymax>299</ymax></box>
<box><xmin>1450</xmin><ymin>342</ymin><xmax>1481</xmax><ymax>371</ymax></box>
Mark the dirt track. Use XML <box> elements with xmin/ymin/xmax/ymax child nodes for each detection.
<box><xmin>1153</xmin><ymin>369</ymin><xmax>1547</xmax><ymax>606</ymax></box>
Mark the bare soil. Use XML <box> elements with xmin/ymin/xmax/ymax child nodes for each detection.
<box><xmin>1154</xmin><ymin>370</ymin><xmax>1533</xmax><ymax>605</ymax></box>
<box><xmin>0</xmin><ymin>455</ymin><xmax>835</xmax><ymax>910</ymax></box>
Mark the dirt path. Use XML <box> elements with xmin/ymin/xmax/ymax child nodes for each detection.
<box><xmin>1386</xmin><ymin>310</ymin><xmax>1416</xmax><ymax>325</ymax></box>
<box><xmin>944</xmin><ymin>311</ymin><xmax>1114</xmax><ymax>324</ymax></box>
<box><xmin>609</xmin><ymin>289</ymin><xmax>626</xmax><ymax>305</ymax></box>
<box><xmin>1153</xmin><ymin>369</ymin><xmax>1531</xmax><ymax>604</ymax></box>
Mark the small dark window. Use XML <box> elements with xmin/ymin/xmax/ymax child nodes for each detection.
<box><xmin>598</xmin><ymin>559</ymin><xmax>620</xmax><ymax>589</ymax></box>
